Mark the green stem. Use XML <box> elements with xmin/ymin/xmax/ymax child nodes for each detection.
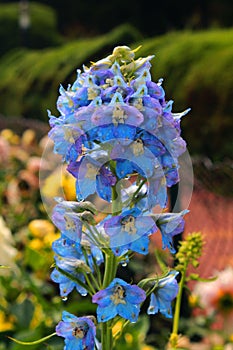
<box><xmin>101</xmin><ymin>184</ymin><xmax>120</xmax><ymax>350</ymax></box>
<box><xmin>56</xmin><ymin>266</ymin><xmax>93</xmax><ymax>295</ymax></box>
<box><xmin>83</xmin><ymin>272</ymin><xmax>97</xmax><ymax>295</ymax></box>
<box><xmin>170</xmin><ymin>264</ymin><xmax>188</xmax><ymax>348</ymax></box>
<box><xmin>93</xmin><ymin>257</ymin><xmax>102</xmax><ymax>287</ymax></box>
<box><xmin>129</xmin><ymin>178</ymin><xmax>146</xmax><ymax>208</ymax></box>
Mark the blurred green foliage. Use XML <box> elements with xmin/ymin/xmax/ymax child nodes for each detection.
<box><xmin>137</xmin><ymin>29</ymin><xmax>233</xmax><ymax>160</ymax></box>
<box><xmin>0</xmin><ymin>2</ymin><xmax>62</xmax><ymax>55</ymax></box>
<box><xmin>0</xmin><ymin>23</ymin><xmax>141</xmax><ymax>120</ymax></box>
<box><xmin>0</xmin><ymin>26</ymin><xmax>232</xmax><ymax>159</ymax></box>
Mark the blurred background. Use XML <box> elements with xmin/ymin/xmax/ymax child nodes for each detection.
<box><xmin>0</xmin><ymin>1</ymin><xmax>232</xmax><ymax>349</ymax></box>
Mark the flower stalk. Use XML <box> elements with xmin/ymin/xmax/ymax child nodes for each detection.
<box><xmin>46</xmin><ymin>45</ymin><xmax>191</xmax><ymax>350</ymax></box>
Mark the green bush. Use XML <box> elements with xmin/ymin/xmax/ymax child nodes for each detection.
<box><xmin>137</xmin><ymin>29</ymin><xmax>233</xmax><ymax>160</ymax></box>
<box><xmin>0</xmin><ymin>2</ymin><xmax>62</xmax><ymax>54</ymax></box>
<box><xmin>0</xmin><ymin>24</ymin><xmax>142</xmax><ymax>120</ymax></box>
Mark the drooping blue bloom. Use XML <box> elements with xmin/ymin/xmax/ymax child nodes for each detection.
<box><xmin>52</xmin><ymin>235</ymin><xmax>103</xmax><ymax>271</ymax></box>
<box><xmin>52</xmin><ymin>235</ymin><xmax>81</xmax><ymax>258</ymax></box>
<box><xmin>92</xmin><ymin>278</ymin><xmax>146</xmax><ymax>322</ymax></box>
<box><xmin>147</xmin><ymin>166</ymin><xmax>167</xmax><ymax>209</ymax></box>
<box><xmin>146</xmin><ymin>80</ymin><xmax>165</xmax><ymax>100</ymax></box>
<box><xmin>56</xmin><ymin>311</ymin><xmax>96</xmax><ymax>350</ymax></box>
<box><xmin>51</xmin><ymin>234</ymin><xmax>103</xmax><ymax>298</ymax></box>
<box><xmin>111</xmin><ymin>128</ymin><xmax>166</xmax><ymax>178</ymax></box>
<box><xmin>115</xmin><ymin>159</ymin><xmax>167</xmax><ymax>210</ymax></box>
<box><xmin>147</xmin><ymin>271</ymin><xmax>179</xmax><ymax>318</ymax></box>
<box><xmin>67</xmin><ymin>151</ymin><xmax>117</xmax><ymax>202</ymax></box>
<box><xmin>156</xmin><ymin>105</ymin><xmax>187</xmax><ymax>159</ymax></box>
<box><xmin>155</xmin><ymin>210</ymin><xmax>189</xmax><ymax>253</ymax></box>
<box><xmin>51</xmin><ymin>255</ymin><xmax>87</xmax><ymax>297</ymax></box>
<box><xmin>52</xmin><ymin>200</ymin><xmax>83</xmax><ymax>243</ymax></box>
<box><xmin>104</xmin><ymin>208</ymin><xmax>157</xmax><ymax>255</ymax></box>
<box><xmin>48</xmin><ymin>115</ymin><xmax>85</xmax><ymax>162</ymax></box>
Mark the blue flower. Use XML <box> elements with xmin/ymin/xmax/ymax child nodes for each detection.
<box><xmin>48</xmin><ymin>115</ymin><xmax>85</xmax><ymax>162</ymax></box>
<box><xmin>104</xmin><ymin>208</ymin><xmax>157</xmax><ymax>255</ymax></box>
<box><xmin>159</xmin><ymin>152</ymin><xmax>179</xmax><ymax>187</ymax></box>
<box><xmin>52</xmin><ymin>200</ymin><xmax>83</xmax><ymax>243</ymax></box>
<box><xmin>56</xmin><ymin>311</ymin><xmax>96</xmax><ymax>350</ymax></box>
<box><xmin>111</xmin><ymin>129</ymin><xmax>166</xmax><ymax>178</ymax></box>
<box><xmin>92</xmin><ymin>93</ymin><xmax>143</xmax><ymax>127</ymax></box>
<box><xmin>52</xmin><ymin>235</ymin><xmax>80</xmax><ymax>258</ymax></box>
<box><xmin>51</xmin><ymin>255</ymin><xmax>87</xmax><ymax>297</ymax></box>
<box><xmin>147</xmin><ymin>271</ymin><xmax>179</xmax><ymax>318</ymax></box>
<box><xmin>147</xmin><ymin>167</ymin><xmax>167</xmax><ymax>209</ymax></box>
<box><xmin>155</xmin><ymin>210</ymin><xmax>189</xmax><ymax>253</ymax></box>
<box><xmin>92</xmin><ymin>278</ymin><xmax>146</xmax><ymax>322</ymax></box>
<box><xmin>67</xmin><ymin>151</ymin><xmax>117</xmax><ymax>202</ymax></box>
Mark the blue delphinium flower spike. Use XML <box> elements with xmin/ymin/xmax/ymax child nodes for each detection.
<box><xmin>147</xmin><ymin>271</ymin><xmax>179</xmax><ymax>318</ymax></box>
<box><xmin>56</xmin><ymin>311</ymin><xmax>96</xmax><ymax>350</ymax></box>
<box><xmin>92</xmin><ymin>278</ymin><xmax>146</xmax><ymax>322</ymax></box>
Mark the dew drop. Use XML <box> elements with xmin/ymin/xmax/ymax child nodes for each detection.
<box><xmin>62</xmin><ymin>296</ymin><xmax>68</xmax><ymax>301</ymax></box>
<box><xmin>121</xmin><ymin>261</ymin><xmax>127</xmax><ymax>267</ymax></box>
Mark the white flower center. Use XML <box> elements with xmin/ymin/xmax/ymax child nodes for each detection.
<box><xmin>72</xmin><ymin>325</ymin><xmax>86</xmax><ymax>339</ymax></box>
<box><xmin>64</xmin><ymin>214</ymin><xmax>76</xmax><ymax>231</ymax></box>
<box><xmin>110</xmin><ymin>284</ymin><xmax>126</xmax><ymax>305</ymax></box>
<box><xmin>85</xmin><ymin>163</ymin><xmax>97</xmax><ymax>180</ymax></box>
<box><xmin>112</xmin><ymin>106</ymin><xmax>127</xmax><ymax>126</ymax></box>
<box><xmin>121</xmin><ymin>215</ymin><xmax>137</xmax><ymax>234</ymax></box>
<box><xmin>87</xmin><ymin>87</ymin><xmax>99</xmax><ymax>100</ymax></box>
<box><xmin>131</xmin><ymin>139</ymin><xmax>144</xmax><ymax>156</ymax></box>
<box><xmin>63</xmin><ymin>127</ymin><xmax>75</xmax><ymax>143</ymax></box>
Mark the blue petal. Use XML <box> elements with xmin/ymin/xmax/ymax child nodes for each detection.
<box><xmin>156</xmin><ymin>295</ymin><xmax>173</xmax><ymax>318</ymax></box>
<box><xmin>56</xmin><ymin>320</ymin><xmax>73</xmax><ymax>338</ymax></box>
<box><xmin>59</xmin><ymin>281</ymin><xmax>75</xmax><ymax>297</ymax></box>
<box><xmin>130</xmin><ymin>235</ymin><xmax>150</xmax><ymax>255</ymax></box>
<box><xmin>92</xmin><ymin>289</ymin><xmax>112</xmax><ymax>307</ymax></box>
<box><xmin>96</xmin><ymin>303</ymin><xmax>117</xmax><ymax>322</ymax></box>
<box><xmin>125</xmin><ymin>285</ymin><xmax>146</xmax><ymax>304</ymax></box>
<box><xmin>115</xmin><ymin>159</ymin><xmax>135</xmax><ymax>178</ymax></box>
<box><xmin>117</xmin><ymin>302</ymin><xmax>140</xmax><ymax>322</ymax></box>
<box><xmin>62</xmin><ymin>311</ymin><xmax>78</xmax><ymax>323</ymax></box>
<box><xmin>147</xmin><ymin>293</ymin><xmax>158</xmax><ymax>315</ymax></box>
<box><xmin>64</xmin><ymin>338</ymin><xmax>83</xmax><ymax>350</ymax></box>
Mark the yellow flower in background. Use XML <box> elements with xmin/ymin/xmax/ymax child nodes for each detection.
<box><xmin>1</xmin><ymin>129</ymin><xmax>20</xmax><ymax>145</ymax></box>
<box><xmin>28</xmin><ymin>238</ymin><xmax>44</xmax><ymax>250</ymax></box>
<box><xmin>112</xmin><ymin>320</ymin><xmax>123</xmax><ymax>337</ymax></box>
<box><xmin>189</xmin><ymin>293</ymin><xmax>199</xmax><ymax>308</ymax></box>
<box><xmin>41</xmin><ymin>167</ymin><xmax>76</xmax><ymax>201</ymax></box>
<box><xmin>21</xmin><ymin>129</ymin><xmax>36</xmax><ymax>147</ymax></box>
<box><xmin>62</xmin><ymin>171</ymin><xmax>76</xmax><ymax>200</ymax></box>
<box><xmin>124</xmin><ymin>333</ymin><xmax>133</xmax><ymax>344</ymax></box>
<box><xmin>44</xmin><ymin>231</ymin><xmax>60</xmax><ymax>246</ymax></box>
<box><xmin>0</xmin><ymin>311</ymin><xmax>15</xmax><ymax>332</ymax></box>
<box><xmin>28</xmin><ymin>219</ymin><xmax>55</xmax><ymax>238</ymax></box>
<box><xmin>28</xmin><ymin>219</ymin><xmax>59</xmax><ymax>249</ymax></box>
